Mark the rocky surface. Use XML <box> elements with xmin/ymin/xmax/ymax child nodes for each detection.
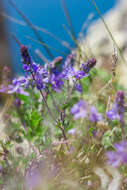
<box><xmin>78</xmin><ymin>0</ymin><xmax>127</xmax><ymax>86</ymax></box>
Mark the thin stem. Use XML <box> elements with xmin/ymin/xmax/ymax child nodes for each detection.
<box><xmin>31</xmin><ymin>71</ymin><xmax>69</xmax><ymax>149</ymax></box>
<box><xmin>64</xmin><ymin>79</ymin><xmax>77</xmax><ymax>105</ymax></box>
<box><xmin>11</xmin><ymin>33</ymin><xmax>21</xmax><ymax>46</ymax></box>
<box><xmin>61</xmin><ymin>0</ymin><xmax>76</xmax><ymax>40</ymax></box>
<box><xmin>9</xmin><ymin>0</ymin><xmax>54</xmax><ymax>59</ymax></box>
<box><xmin>62</xmin><ymin>24</ymin><xmax>78</xmax><ymax>47</ymax></box>
<box><xmin>60</xmin><ymin>112</ymin><xmax>70</xmax><ymax>151</ymax></box>
<box><xmin>2</xmin><ymin>11</ymin><xmax>72</xmax><ymax>51</ymax></box>
<box><xmin>27</xmin><ymin>36</ymin><xmax>68</xmax><ymax>56</ymax></box>
<box><xmin>48</xmin><ymin>89</ymin><xmax>60</xmax><ymax>113</ymax></box>
<box><xmin>62</xmin><ymin>25</ymin><xmax>83</xmax><ymax>63</ymax></box>
<box><xmin>61</xmin><ymin>126</ymin><xmax>70</xmax><ymax>151</ymax></box>
<box><xmin>30</xmin><ymin>71</ymin><xmax>57</xmax><ymax>123</ymax></box>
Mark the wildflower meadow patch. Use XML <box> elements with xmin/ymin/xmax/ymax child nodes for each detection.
<box><xmin>0</xmin><ymin>0</ymin><xmax>127</xmax><ymax>189</ymax></box>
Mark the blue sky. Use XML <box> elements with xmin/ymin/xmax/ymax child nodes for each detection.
<box><xmin>3</xmin><ymin>0</ymin><xmax>116</xmax><ymax>73</ymax></box>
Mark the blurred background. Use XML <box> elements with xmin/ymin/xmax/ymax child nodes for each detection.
<box><xmin>1</xmin><ymin>0</ymin><xmax>116</xmax><ymax>74</ymax></box>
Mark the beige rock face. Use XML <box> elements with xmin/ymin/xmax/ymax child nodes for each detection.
<box><xmin>78</xmin><ymin>0</ymin><xmax>127</xmax><ymax>86</ymax></box>
<box><xmin>84</xmin><ymin>0</ymin><xmax>127</xmax><ymax>55</ymax></box>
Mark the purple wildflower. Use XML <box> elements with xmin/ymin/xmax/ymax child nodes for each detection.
<box><xmin>106</xmin><ymin>91</ymin><xmax>125</xmax><ymax>121</ymax></box>
<box><xmin>74</xmin><ymin>70</ymin><xmax>87</xmax><ymax>80</ymax></box>
<box><xmin>12</xmin><ymin>76</ymin><xmax>29</xmax><ymax>87</ymax></box>
<box><xmin>32</xmin><ymin>62</ymin><xmax>39</xmax><ymax>73</ymax></box>
<box><xmin>106</xmin><ymin>103</ymin><xmax>119</xmax><ymax>120</ymax></box>
<box><xmin>116</xmin><ymin>91</ymin><xmax>125</xmax><ymax>132</ymax></box>
<box><xmin>70</xmin><ymin>100</ymin><xmax>87</xmax><ymax>120</ymax></box>
<box><xmin>50</xmin><ymin>74</ymin><xmax>64</xmax><ymax>92</ymax></box>
<box><xmin>64</xmin><ymin>54</ymin><xmax>74</xmax><ymax>68</ymax></box>
<box><xmin>89</xmin><ymin>106</ymin><xmax>102</xmax><ymax>122</ymax></box>
<box><xmin>74</xmin><ymin>58</ymin><xmax>96</xmax><ymax>80</ymax></box>
<box><xmin>75</xmin><ymin>83</ymin><xmax>82</xmax><ymax>92</ymax></box>
<box><xmin>106</xmin><ymin>151</ymin><xmax>121</xmax><ymax>167</ymax></box>
<box><xmin>20</xmin><ymin>45</ymin><xmax>50</xmax><ymax>91</ymax></box>
<box><xmin>13</xmin><ymin>98</ymin><xmax>21</xmax><ymax>108</ymax></box>
<box><xmin>25</xmin><ymin>168</ymin><xmax>42</xmax><ymax>189</ymax></box>
<box><xmin>106</xmin><ymin>141</ymin><xmax>127</xmax><ymax>167</ymax></box>
<box><xmin>33</xmin><ymin>67</ymin><xmax>47</xmax><ymax>90</ymax></box>
<box><xmin>0</xmin><ymin>85</ymin><xmax>8</xmax><ymax>93</ymax></box>
<box><xmin>61</xmin><ymin>54</ymin><xmax>74</xmax><ymax>79</ymax></box>
<box><xmin>61</xmin><ymin>64</ymin><xmax>74</xmax><ymax>80</ymax></box>
<box><xmin>68</xmin><ymin>128</ymin><xmax>76</xmax><ymax>135</ymax></box>
<box><xmin>23</xmin><ymin>64</ymin><xmax>30</xmax><ymax>72</ymax></box>
<box><xmin>8</xmin><ymin>84</ymin><xmax>29</xmax><ymax>96</ymax></box>
<box><xmin>7</xmin><ymin>75</ymin><xmax>30</xmax><ymax>96</ymax></box>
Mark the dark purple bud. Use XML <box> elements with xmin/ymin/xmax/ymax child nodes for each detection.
<box><xmin>20</xmin><ymin>45</ymin><xmax>28</xmax><ymax>58</ymax></box>
<box><xmin>20</xmin><ymin>45</ymin><xmax>31</xmax><ymax>65</ymax></box>
<box><xmin>88</xmin><ymin>58</ymin><xmax>96</xmax><ymax>67</ymax></box>
<box><xmin>81</xmin><ymin>58</ymin><xmax>96</xmax><ymax>74</ymax></box>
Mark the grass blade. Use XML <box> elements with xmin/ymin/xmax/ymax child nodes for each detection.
<box><xmin>2</xmin><ymin>11</ymin><xmax>72</xmax><ymax>51</ymax></box>
<box><xmin>9</xmin><ymin>0</ymin><xmax>54</xmax><ymax>59</ymax></box>
<box><xmin>61</xmin><ymin>0</ymin><xmax>76</xmax><ymax>40</ymax></box>
<box><xmin>26</xmin><ymin>36</ymin><xmax>68</xmax><ymax>56</ymax></box>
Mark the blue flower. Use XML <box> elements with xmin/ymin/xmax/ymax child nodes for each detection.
<box><xmin>7</xmin><ymin>76</ymin><xmax>30</xmax><ymax>96</ymax></box>
<box><xmin>23</xmin><ymin>64</ymin><xmax>30</xmax><ymax>71</ymax></box>
<box><xmin>61</xmin><ymin>54</ymin><xmax>74</xmax><ymax>80</ymax></box>
<box><xmin>106</xmin><ymin>91</ymin><xmax>125</xmax><ymax>121</ymax></box>
<box><xmin>74</xmin><ymin>58</ymin><xmax>96</xmax><ymax>80</ymax></box>
<box><xmin>89</xmin><ymin>106</ymin><xmax>102</xmax><ymax>122</ymax></box>
<box><xmin>74</xmin><ymin>70</ymin><xmax>88</xmax><ymax>80</ymax></box>
<box><xmin>106</xmin><ymin>141</ymin><xmax>127</xmax><ymax>167</ymax></box>
<box><xmin>106</xmin><ymin>103</ymin><xmax>119</xmax><ymax>120</ymax></box>
<box><xmin>8</xmin><ymin>85</ymin><xmax>29</xmax><ymax>96</ymax></box>
<box><xmin>32</xmin><ymin>62</ymin><xmax>39</xmax><ymax>73</ymax></box>
<box><xmin>50</xmin><ymin>74</ymin><xmax>64</xmax><ymax>92</ymax></box>
<box><xmin>0</xmin><ymin>85</ymin><xmax>8</xmax><ymax>93</ymax></box>
<box><xmin>70</xmin><ymin>100</ymin><xmax>87</xmax><ymax>120</ymax></box>
<box><xmin>75</xmin><ymin>83</ymin><xmax>82</xmax><ymax>92</ymax></box>
<box><xmin>68</xmin><ymin>128</ymin><xmax>76</xmax><ymax>135</ymax></box>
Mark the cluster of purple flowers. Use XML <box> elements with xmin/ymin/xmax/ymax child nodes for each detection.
<box><xmin>8</xmin><ymin>76</ymin><xmax>30</xmax><ymax>96</ymax></box>
<box><xmin>0</xmin><ymin>76</ymin><xmax>30</xmax><ymax>96</ymax></box>
<box><xmin>74</xmin><ymin>58</ymin><xmax>96</xmax><ymax>80</ymax></box>
<box><xmin>106</xmin><ymin>141</ymin><xmax>127</xmax><ymax>167</ymax></box>
<box><xmin>70</xmin><ymin>100</ymin><xmax>87</xmax><ymax>120</ymax></box>
<box><xmin>70</xmin><ymin>100</ymin><xmax>102</xmax><ymax>122</ymax></box>
<box><xmin>0</xmin><ymin>45</ymin><xmax>96</xmax><ymax>96</ymax></box>
<box><xmin>20</xmin><ymin>45</ymin><xmax>49</xmax><ymax>91</ymax></box>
